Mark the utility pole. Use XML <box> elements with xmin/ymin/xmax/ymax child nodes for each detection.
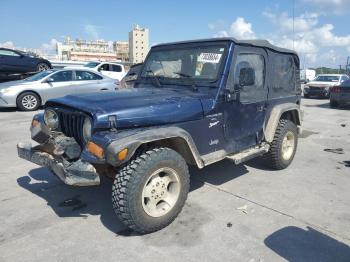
<box><xmin>292</xmin><ymin>0</ymin><xmax>295</xmax><ymax>51</ymax></box>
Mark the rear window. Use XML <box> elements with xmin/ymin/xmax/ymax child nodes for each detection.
<box><xmin>314</xmin><ymin>75</ymin><xmax>340</xmax><ymax>82</ymax></box>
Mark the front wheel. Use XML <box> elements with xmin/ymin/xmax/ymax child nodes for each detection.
<box><xmin>263</xmin><ymin>119</ymin><xmax>298</xmax><ymax>170</ymax></box>
<box><xmin>16</xmin><ymin>92</ymin><xmax>41</xmax><ymax>111</ymax></box>
<box><xmin>112</xmin><ymin>147</ymin><xmax>190</xmax><ymax>234</ymax></box>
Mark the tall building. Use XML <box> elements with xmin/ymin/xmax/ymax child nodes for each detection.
<box><xmin>129</xmin><ymin>25</ymin><xmax>149</xmax><ymax>64</ymax></box>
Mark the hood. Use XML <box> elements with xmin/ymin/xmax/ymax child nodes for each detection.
<box><xmin>306</xmin><ymin>81</ymin><xmax>339</xmax><ymax>87</ymax></box>
<box><xmin>0</xmin><ymin>79</ymin><xmax>38</xmax><ymax>89</ymax></box>
<box><xmin>47</xmin><ymin>88</ymin><xmax>215</xmax><ymax>129</ymax></box>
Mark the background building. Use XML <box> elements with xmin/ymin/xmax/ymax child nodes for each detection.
<box><xmin>114</xmin><ymin>41</ymin><xmax>129</xmax><ymax>61</ymax></box>
<box><xmin>129</xmin><ymin>25</ymin><xmax>149</xmax><ymax>64</ymax></box>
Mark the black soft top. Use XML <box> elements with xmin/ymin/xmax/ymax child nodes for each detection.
<box><xmin>154</xmin><ymin>37</ymin><xmax>297</xmax><ymax>56</ymax></box>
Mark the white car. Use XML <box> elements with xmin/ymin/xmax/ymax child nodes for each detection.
<box><xmin>0</xmin><ymin>69</ymin><xmax>118</xmax><ymax>111</ymax></box>
<box><xmin>303</xmin><ymin>74</ymin><xmax>350</xmax><ymax>98</ymax></box>
<box><xmin>83</xmin><ymin>61</ymin><xmax>126</xmax><ymax>81</ymax></box>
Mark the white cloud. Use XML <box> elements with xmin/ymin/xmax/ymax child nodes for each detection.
<box><xmin>304</xmin><ymin>0</ymin><xmax>350</xmax><ymax>14</ymax></box>
<box><xmin>0</xmin><ymin>41</ymin><xmax>15</xmax><ymax>49</ymax></box>
<box><xmin>263</xmin><ymin>12</ymin><xmax>319</xmax><ymax>33</ymax></box>
<box><xmin>211</xmin><ymin>17</ymin><xmax>256</xmax><ymax>39</ymax></box>
<box><xmin>38</xmin><ymin>39</ymin><xmax>58</xmax><ymax>55</ymax></box>
<box><xmin>84</xmin><ymin>24</ymin><xmax>99</xmax><ymax>40</ymax></box>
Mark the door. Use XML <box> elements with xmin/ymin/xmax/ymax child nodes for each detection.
<box><xmin>41</xmin><ymin>70</ymin><xmax>74</xmax><ymax>101</ymax></box>
<box><xmin>98</xmin><ymin>63</ymin><xmax>124</xmax><ymax>80</ymax></box>
<box><xmin>0</xmin><ymin>49</ymin><xmax>26</xmax><ymax>73</ymax></box>
<box><xmin>224</xmin><ymin>47</ymin><xmax>268</xmax><ymax>153</ymax></box>
<box><xmin>72</xmin><ymin>70</ymin><xmax>106</xmax><ymax>93</ymax></box>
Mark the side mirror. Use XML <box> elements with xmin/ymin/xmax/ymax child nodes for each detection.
<box><xmin>45</xmin><ymin>77</ymin><xmax>54</xmax><ymax>83</ymax></box>
<box><xmin>239</xmin><ymin>67</ymin><xmax>255</xmax><ymax>87</ymax></box>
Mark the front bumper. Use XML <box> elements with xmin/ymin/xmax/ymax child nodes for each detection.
<box><xmin>17</xmin><ymin>123</ymin><xmax>100</xmax><ymax>186</ymax></box>
<box><xmin>304</xmin><ymin>87</ymin><xmax>329</xmax><ymax>97</ymax></box>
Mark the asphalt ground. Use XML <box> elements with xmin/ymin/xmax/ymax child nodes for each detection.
<box><xmin>0</xmin><ymin>98</ymin><xmax>349</xmax><ymax>262</ymax></box>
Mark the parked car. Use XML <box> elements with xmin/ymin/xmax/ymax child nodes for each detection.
<box><xmin>0</xmin><ymin>48</ymin><xmax>52</xmax><ymax>78</ymax></box>
<box><xmin>329</xmin><ymin>79</ymin><xmax>350</xmax><ymax>108</ymax></box>
<box><xmin>83</xmin><ymin>61</ymin><xmax>126</xmax><ymax>81</ymax></box>
<box><xmin>0</xmin><ymin>68</ymin><xmax>117</xmax><ymax>111</ymax></box>
<box><xmin>120</xmin><ymin>63</ymin><xmax>143</xmax><ymax>88</ymax></box>
<box><xmin>303</xmin><ymin>74</ymin><xmax>349</xmax><ymax>98</ymax></box>
<box><xmin>17</xmin><ymin>37</ymin><xmax>302</xmax><ymax>233</ymax></box>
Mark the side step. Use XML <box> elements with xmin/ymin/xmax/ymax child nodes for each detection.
<box><xmin>226</xmin><ymin>143</ymin><xmax>270</xmax><ymax>165</ymax></box>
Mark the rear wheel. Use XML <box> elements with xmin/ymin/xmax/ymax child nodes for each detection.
<box><xmin>112</xmin><ymin>147</ymin><xmax>190</xmax><ymax>234</ymax></box>
<box><xmin>330</xmin><ymin>100</ymin><xmax>338</xmax><ymax>108</ymax></box>
<box><xmin>16</xmin><ymin>92</ymin><xmax>41</xmax><ymax>111</ymax></box>
<box><xmin>263</xmin><ymin>119</ymin><xmax>298</xmax><ymax>170</ymax></box>
<box><xmin>37</xmin><ymin>63</ymin><xmax>50</xmax><ymax>72</ymax></box>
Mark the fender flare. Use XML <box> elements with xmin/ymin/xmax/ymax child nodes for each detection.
<box><xmin>106</xmin><ymin>126</ymin><xmax>204</xmax><ymax>168</ymax></box>
<box><xmin>264</xmin><ymin>103</ymin><xmax>302</xmax><ymax>143</ymax></box>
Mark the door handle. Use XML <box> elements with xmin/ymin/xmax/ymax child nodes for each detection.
<box><xmin>100</xmin><ymin>88</ymin><xmax>108</xmax><ymax>91</ymax></box>
<box><xmin>257</xmin><ymin>105</ymin><xmax>265</xmax><ymax>112</ymax></box>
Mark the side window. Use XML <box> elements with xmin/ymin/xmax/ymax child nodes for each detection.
<box><xmin>0</xmin><ymin>50</ymin><xmax>20</xmax><ymax>56</ymax></box>
<box><xmin>99</xmin><ymin>64</ymin><xmax>110</xmax><ymax>71</ymax></box>
<box><xmin>111</xmin><ymin>65</ymin><xmax>122</xmax><ymax>72</ymax></box>
<box><xmin>232</xmin><ymin>54</ymin><xmax>265</xmax><ymax>103</ymax></box>
<box><xmin>75</xmin><ymin>71</ymin><xmax>103</xmax><ymax>81</ymax></box>
<box><xmin>270</xmin><ymin>55</ymin><xmax>296</xmax><ymax>98</ymax></box>
<box><xmin>50</xmin><ymin>71</ymin><xmax>73</xmax><ymax>82</ymax></box>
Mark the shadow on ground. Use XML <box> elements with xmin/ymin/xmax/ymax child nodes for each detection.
<box><xmin>303</xmin><ymin>100</ymin><xmax>350</xmax><ymax>110</ymax></box>
<box><xmin>17</xmin><ymin>159</ymin><xmax>249</xmax><ymax>240</ymax></box>
<box><xmin>265</xmin><ymin>226</ymin><xmax>350</xmax><ymax>262</ymax></box>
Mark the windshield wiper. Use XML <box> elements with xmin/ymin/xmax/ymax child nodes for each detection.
<box><xmin>145</xmin><ymin>70</ymin><xmax>162</xmax><ymax>88</ymax></box>
<box><xmin>173</xmin><ymin>72</ymin><xmax>198</xmax><ymax>92</ymax></box>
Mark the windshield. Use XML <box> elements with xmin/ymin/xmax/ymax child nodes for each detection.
<box><xmin>141</xmin><ymin>44</ymin><xmax>227</xmax><ymax>84</ymax></box>
<box><xmin>314</xmin><ymin>75</ymin><xmax>340</xmax><ymax>82</ymax></box>
<box><xmin>84</xmin><ymin>62</ymin><xmax>100</xmax><ymax>68</ymax></box>
<box><xmin>25</xmin><ymin>70</ymin><xmax>55</xmax><ymax>81</ymax></box>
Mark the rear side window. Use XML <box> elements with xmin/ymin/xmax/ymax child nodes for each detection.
<box><xmin>230</xmin><ymin>53</ymin><xmax>266</xmax><ymax>103</ymax></box>
<box><xmin>75</xmin><ymin>71</ymin><xmax>103</xmax><ymax>80</ymax></box>
<box><xmin>0</xmin><ymin>49</ymin><xmax>20</xmax><ymax>56</ymax></box>
<box><xmin>50</xmin><ymin>71</ymin><xmax>73</xmax><ymax>82</ymax></box>
<box><xmin>269</xmin><ymin>54</ymin><xmax>296</xmax><ymax>98</ymax></box>
<box><xmin>111</xmin><ymin>65</ymin><xmax>122</xmax><ymax>72</ymax></box>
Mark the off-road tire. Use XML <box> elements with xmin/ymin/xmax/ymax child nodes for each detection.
<box><xmin>112</xmin><ymin>147</ymin><xmax>190</xmax><ymax>234</ymax></box>
<box><xmin>263</xmin><ymin>119</ymin><xmax>298</xmax><ymax>170</ymax></box>
<box><xmin>330</xmin><ymin>100</ymin><xmax>338</xmax><ymax>108</ymax></box>
<box><xmin>16</xmin><ymin>91</ymin><xmax>41</xmax><ymax>111</ymax></box>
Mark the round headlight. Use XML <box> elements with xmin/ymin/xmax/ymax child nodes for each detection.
<box><xmin>83</xmin><ymin>117</ymin><xmax>92</xmax><ymax>142</ymax></box>
<box><xmin>44</xmin><ymin>109</ymin><xmax>59</xmax><ymax>130</ymax></box>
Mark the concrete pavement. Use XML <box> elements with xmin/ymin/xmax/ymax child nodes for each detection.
<box><xmin>0</xmin><ymin>99</ymin><xmax>349</xmax><ymax>262</ymax></box>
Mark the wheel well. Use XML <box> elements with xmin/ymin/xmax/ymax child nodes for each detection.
<box><xmin>136</xmin><ymin>138</ymin><xmax>197</xmax><ymax>166</ymax></box>
<box><xmin>281</xmin><ymin>110</ymin><xmax>300</xmax><ymax>125</ymax></box>
<box><xmin>17</xmin><ymin>90</ymin><xmax>42</xmax><ymax>106</ymax></box>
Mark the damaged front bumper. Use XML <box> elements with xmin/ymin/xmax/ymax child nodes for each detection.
<box><xmin>17</xmin><ymin>121</ymin><xmax>100</xmax><ymax>186</ymax></box>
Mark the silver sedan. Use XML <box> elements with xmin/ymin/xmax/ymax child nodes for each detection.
<box><xmin>0</xmin><ymin>68</ymin><xmax>118</xmax><ymax>111</ymax></box>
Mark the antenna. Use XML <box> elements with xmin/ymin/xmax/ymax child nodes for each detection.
<box><xmin>292</xmin><ymin>0</ymin><xmax>295</xmax><ymax>51</ymax></box>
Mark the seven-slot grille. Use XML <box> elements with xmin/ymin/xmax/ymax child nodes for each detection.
<box><xmin>57</xmin><ymin>110</ymin><xmax>85</xmax><ymax>146</ymax></box>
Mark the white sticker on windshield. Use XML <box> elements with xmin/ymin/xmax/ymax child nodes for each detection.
<box><xmin>198</xmin><ymin>53</ymin><xmax>222</xmax><ymax>63</ymax></box>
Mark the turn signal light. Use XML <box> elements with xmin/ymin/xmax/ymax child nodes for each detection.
<box><xmin>31</xmin><ymin>119</ymin><xmax>40</xmax><ymax>128</ymax></box>
<box><xmin>87</xmin><ymin>141</ymin><xmax>104</xmax><ymax>159</ymax></box>
<box><xmin>118</xmin><ymin>148</ymin><xmax>128</xmax><ymax>161</ymax></box>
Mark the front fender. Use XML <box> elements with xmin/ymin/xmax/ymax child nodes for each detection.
<box><xmin>103</xmin><ymin>126</ymin><xmax>204</xmax><ymax>168</ymax></box>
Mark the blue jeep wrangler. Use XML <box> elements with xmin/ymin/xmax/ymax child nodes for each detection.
<box><xmin>18</xmin><ymin>38</ymin><xmax>302</xmax><ymax>233</ymax></box>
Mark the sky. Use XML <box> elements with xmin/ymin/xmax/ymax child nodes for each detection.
<box><xmin>0</xmin><ymin>0</ymin><xmax>350</xmax><ymax>68</ymax></box>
